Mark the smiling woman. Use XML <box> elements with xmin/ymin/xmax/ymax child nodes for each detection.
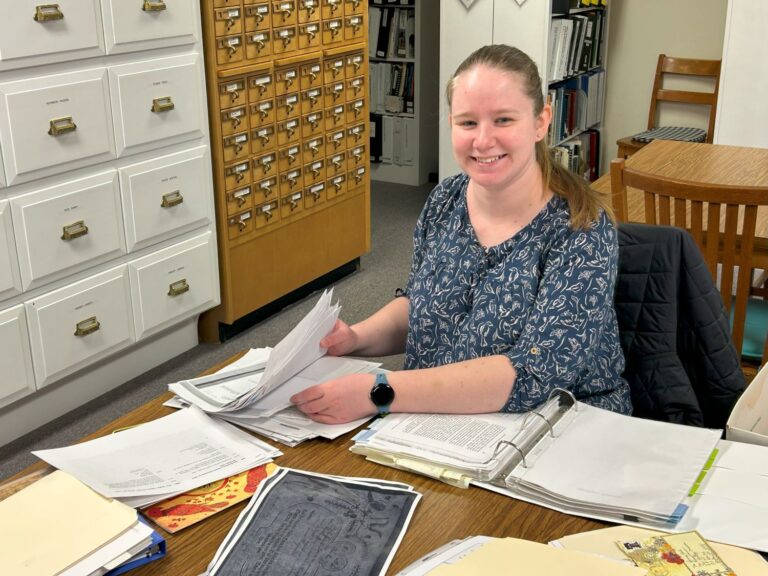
<box><xmin>290</xmin><ymin>45</ymin><xmax>631</xmax><ymax>425</ymax></box>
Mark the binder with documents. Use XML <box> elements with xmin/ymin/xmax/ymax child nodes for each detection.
<box><xmin>106</xmin><ymin>519</ymin><xmax>166</xmax><ymax>575</ymax></box>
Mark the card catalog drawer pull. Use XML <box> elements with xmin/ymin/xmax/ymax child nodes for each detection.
<box><xmin>48</xmin><ymin>117</ymin><xmax>77</xmax><ymax>136</ymax></box>
<box><xmin>161</xmin><ymin>190</ymin><xmax>184</xmax><ymax>208</ymax></box>
<box><xmin>142</xmin><ymin>0</ymin><xmax>167</xmax><ymax>12</ymax></box>
<box><xmin>168</xmin><ymin>278</ymin><xmax>190</xmax><ymax>297</ymax></box>
<box><xmin>61</xmin><ymin>220</ymin><xmax>89</xmax><ymax>241</ymax></box>
<box><xmin>34</xmin><ymin>4</ymin><xmax>64</xmax><ymax>21</ymax></box>
<box><xmin>151</xmin><ymin>97</ymin><xmax>175</xmax><ymax>113</ymax></box>
<box><xmin>74</xmin><ymin>316</ymin><xmax>100</xmax><ymax>337</ymax></box>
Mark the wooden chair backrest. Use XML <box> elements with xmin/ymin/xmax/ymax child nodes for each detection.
<box><xmin>610</xmin><ymin>157</ymin><xmax>768</xmax><ymax>359</ymax></box>
<box><xmin>647</xmin><ymin>54</ymin><xmax>722</xmax><ymax>143</ymax></box>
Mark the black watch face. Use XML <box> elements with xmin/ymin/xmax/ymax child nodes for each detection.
<box><xmin>371</xmin><ymin>382</ymin><xmax>394</xmax><ymax>406</ymax></box>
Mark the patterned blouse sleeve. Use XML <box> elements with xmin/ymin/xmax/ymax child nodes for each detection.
<box><xmin>502</xmin><ymin>213</ymin><xmax>621</xmax><ymax>412</ymax></box>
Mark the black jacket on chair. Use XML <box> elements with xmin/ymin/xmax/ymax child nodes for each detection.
<box><xmin>615</xmin><ymin>223</ymin><xmax>745</xmax><ymax>429</ymax></box>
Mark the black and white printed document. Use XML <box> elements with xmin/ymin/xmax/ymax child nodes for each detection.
<box><xmin>205</xmin><ymin>468</ymin><xmax>421</xmax><ymax>576</ymax></box>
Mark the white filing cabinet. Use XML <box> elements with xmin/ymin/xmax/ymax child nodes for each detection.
<box><xmin>0</xmin><ymin>0</ymin><xmax>219</xmax><ymax>446</ymax></box>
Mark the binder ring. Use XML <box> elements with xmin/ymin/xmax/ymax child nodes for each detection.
<box><xmin>492</xmin><ymin>439</ymin><xmax>527</xmax><ymax>469</ymax></box>
<box><xmin>548</xmin><ymin>387</ymin><xmax>578</xmax><ymax>411</ymax></box>
<box><xmin>522</xmin><ymin>410</ymin><xmax>556</xmax><ymax>438</ymax></box>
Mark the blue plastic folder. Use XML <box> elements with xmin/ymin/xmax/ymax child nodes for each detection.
<box><xmin>105</xmin><ymin>519</ymin><xmax>166</xmax><ymax>576</ymax></box>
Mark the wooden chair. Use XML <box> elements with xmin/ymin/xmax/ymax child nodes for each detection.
<box><xmin>610</xmin><ymin>157</ymin><xmax>768</xmax><ymax>365</ymax></box>
<box><xmin>616</xmin><ymin>54</ymin><xmax>721</xmax><ymax>159</ymax></box>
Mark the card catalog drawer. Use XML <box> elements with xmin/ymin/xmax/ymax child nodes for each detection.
<box><xmin>120</xmin><ymin>146</ymin><xmax>213</xmax><ymax>252</ymax></box>
<box><xmin>0</xmin><ymin>0</ymin><xmax>104</xmax><ymax>71</ymax></box>
<box><xmin>0</xmin><ymin>200</ymin><xmax>22</xmax><ymax>302</ymax></box>
<box><xmin>128</xmin><ymin>231</ymin><xmax>218</xmax><ymax>339</ymax></box>
<box><xmin>102</xmin><ymin>0</ymin><xmax>198</xmax><ymax>54</ymax></box>
<box><xmin>26</xmin><ymin>266</ymin><xmax>134</xmax><ymax>387</ymax></box>
<box><xmin>298</xmin><ymin>0</ymin><xmax>320</xmax><ymax>23</ymax></box>
<box><xmin>109</xmin><ymin>54</ymin><xmax>205</xmax><ymax>157</ymax></box>
<box><xmin>11</xmin><ymin>171</ymin><xmax>125</xmax><ymax>290</ymax></box>
<box><xmin>0</xmin><ymin>68</ymin><xmax>115</xmax><ymax>186</ymax></box>
<box><xmin>0</xmin><ymin>304</ymin><xmax>36</xmax><ymax>409</ymax></box>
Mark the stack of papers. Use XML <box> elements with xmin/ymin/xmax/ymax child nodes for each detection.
<box><xmin>395</xmin><ymin>536</ymin><xmax>644</xmax><ymax>576</ymax></box>
<box><xmin>0</xmin><ymin>470</ymin><xmax>155</xmax><ymax>576</ymax></box>
<box><xmin>33</xmin><ymin>406</ymin><xmax>281</xmax><ymax>508</ymax></box>
<box><xmin>204</xmin><ymin>468</ymin><xmax>421</xmax><ymax>576</ymax></box>
<box><xmin>169</xmin><ymin>290</ymin><xmax>382</xmax><ymax>445</ymax></box>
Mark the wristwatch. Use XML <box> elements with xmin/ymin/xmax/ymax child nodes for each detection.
<box><xmin>370</xmin><ymin>373</ymin><xmax>395</xmax><ymax>415</ymax></box>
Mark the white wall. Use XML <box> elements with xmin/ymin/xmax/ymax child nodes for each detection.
<box><xmin>602</xmin><ymin>0</ymin><xmax>727</xmax><ymax>174</ymax></box>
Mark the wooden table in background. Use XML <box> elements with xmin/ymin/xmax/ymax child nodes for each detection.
<box><xmin>4</xmin><ymin>353</ymin><xmax>603</xmax><ymax>576</ymax></box>
<box><xmin>594</xmin><ymin>140</ymin><xmax>768</xmax><ymax>269</ymax></box>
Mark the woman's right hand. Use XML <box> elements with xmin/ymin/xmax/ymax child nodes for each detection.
<box><xmin>320</xmin><ymin>319</ymin><xmax>359</xmax><ymax>356</ymax></box>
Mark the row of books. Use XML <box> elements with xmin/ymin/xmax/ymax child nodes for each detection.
<box><xmin>547</xmin><ymin>69</ymin><xmax>605</xmax><ymax>146</ymax></box>
<box><xmin>370</xmin><ymin>113</ymin><xmax>415</xmax><ymax>166</ymax></box>
<box><xmin>552</xmin><ymin>129</ymin><xmax>600</xmax><ymax>182</ymax></box>
<box><xmin>552</xmin><ymin>0</ymin><xmax>608</xmax><ymax>13</ymax></box>
<box><xmin>369</xmin><ymin>6</ymin><xmax>415</xmax><ymax>60</ymax></box>
<box><xmin>547</xmin><ymin>10</ymin><xmax>605</xmax><ymax>83</ymax></box>
<box><xmin>370</xmin><ymin>61</ymin><xmax>415</xmax><ymax>115</ymax></box>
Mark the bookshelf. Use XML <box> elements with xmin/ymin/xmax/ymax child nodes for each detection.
<box><xmin>438</xmin><ymin>0</ymin><xmax>608</xmax><ymax>182</ymax></box>
<box><xmin>368</xmin><ymin>0</ymin><xmax>439</xmax><ymax>186</ymax></box>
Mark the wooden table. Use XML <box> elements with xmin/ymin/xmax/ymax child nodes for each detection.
<box><xmin>4</xmin><ymin>353</ymin><xmax>604</xmax><ymax>576</ymax></box>
<box><xmin>594</xmin><ymin>139</ymin><xmax>768</xmax><ymax>269</ymax></box>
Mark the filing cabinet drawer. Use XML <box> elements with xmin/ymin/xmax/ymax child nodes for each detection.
<box><xmin>128</xmin><ymin>231</ymin><xmax>219</xmax><ymax>339</ymax></box>
<box><xmin>281</xmin><ymin>191</ymin><xmax>304</xmax><ymax>219</ymax></box>
<box><xmin>298</xmin><ymin>0</ymin><xmax>320</xmax><ymax>23</ymax></box>
<box><xmin>304</xmin><ymin>136</ymin><xmax>325</xmax><ymax>160</ymax></box>
<box><xmin>226</xmin><ymin>184</ymin><xmax>254</xmax><ymax>215</ymax></box>
<box><xmin>298</xmin><ymin>23</ymin><xmax>321</xmax><ymax>50</ymax></box>
<box><xmin>279</xmin><ymin>168</ymin><xmax>303</xmax><ymax>196</ymax></box>
<box><xmin>223</xmin><ymin>131</ymin><xmax>251</xmax><ymax>163</ymax></box>
<box><xmin>325</xmin><ymin>104</ymin><xmax>346</xmax><ymax>130</ymax></box>
<box><xmin>25</xmin><ymin>265</ymin><xmax>134</xmax><ymax>387</ymax></box>
<box><xmin>276</xmin><ymin>118</ymin><xmax>300</xmax><ymax>146</ymax></box>
<box><xmin>245</xmin><ymin>30</ymin><xmax>272</xmax><ymax>60</ymax></box>
<box><xmin>11</xmin><ymin>171</ymin><xmax>125</xmax><ymax>290</ymax></box>
<box><xmin>214</xmin><ymin>6</ymin><xmax>244</xmax><ymax>36</ymax></box>
<box><xmin>345</xmin><ymin>50</ymin><xmax>366</xmax><ymax>77</ymax></box>
<box><xmin>322</xmin><ymin>18</ymin><xmax>344</xmax><ymax>45</ymax></box>
<box><xmin>221</xmin><ymin>105</ymin><xmax>249</xmax><ymax>137</ymax></box>
<box><xmin>254</xmin><ymin>199</ymin><xmax>280</xmax><ymax>229</ymax></box>
<box><xmin>0</xmin><ymin>0</ymin><xmax>104</xmax><ymax>71</ymax></box>
<box><xmin>348</xmin><ymin>143</ymin><xmax>367</xmax><ymax>167</ymax></box>
<box><xmin>301</xmin><ymin>87</ymin><xmax>323</xmax><ymax>114</ymax></box>
<box><xmin>248</xmin><ymin>69</ymin><xmax>275</xmax><ymax>101</ymax></box>
<box><xmin>102</xmin><ymin>0</ymin><xmax>198</xmax><ymax>53</ymax></box>
<box><xmin>326</xmin><ymin>150</ymin><xmax>347</xmax><ymax>176</ymax></box>
<box><xmin>302</xmin><ymin>110</ymin><xmax>324</xmax><ymax>138</ymax></box>
<box><xmin>109</xmin><ymin>54</ymin><xmax>205</xmax><ymax>157</ymax></box>
<box><xmin>326</xmin><ymin>128</ymin><xmax>346</xmax><ymax>153</ymax></box>
<box><xmin>0</xmin><ymin>200</ymin><xmax>22</xmax><ymax>302</ymax></box>
<box><xmin>344</xmin><ymin>0</ymin><xmax>364</xmax><ymax>16</ymax></box>
<box><xmin>120</xmin><ymin>146</ymin><xmax>213</xmax><ymax>252</ymax></box>
<box><xmin>224</xmin><ymin>159</ymin><xmax>252</xmax><ymax>190</ymax></box>
<box><xmin>303</xmin><ymin>158</ymin><xmax>326</xmax><ymax>186</ymax></box>
<box><xmin>300</xmin><ymin>59</ymin><xmax>323</xmax><ymax>90</ymax></box>
<box><xmin>324</xmin><ymin>56</ymin><xmax>346</xmax><ymax>83</ymax></box>
<box><xmin>346</xmin><ymin>122</ymin><xmax>366</xmax><ymax>148</ymax></box>
<box><xmin>214</xmin><ymin>0</ymin><xmax>242</xmax><ymax>7</ymax></box>
<box><xmin>216</xmin><ymin>34</ymin><xmax>244</xmax><ymax>65</ymax></box>
<box><xmin>249</xmin><ymin>99</ymin><xmax>275</xmax><ymax>129</ymax></box>
<box><xmin>324</xmin><ymin>81</ymin><xmax>346</xmax><ymax>108</ymax></box>
<box><xmin>346</xmin><ymin>97</ymin><xmax>365</xmax><ymax>122</ymax></box>
<box><xmin>327</xmin><ymin>173</ymin><xmax>347</xmax><ymax>198</ymax></box>
<box><xmin>244</xmin><ymin>3</ymin><xmax>271</xmax><ymax>32</ymax></box>
<box><xmin>278</xmin><ymin>143</ymin><xmax>303</xmax><ymax>172</ymax></box>
<box><xmin>252</xmin><ymin>151</ymin><xmax>277</xmax><ymax>179</ymax></box>
<box><xmin>251</xmin><ymin>125</ymin><xmax>276</xmax><ymax>154</ymax></box>
<box><xmin>275</xmin><ymin>93</ymin><xmax>300</xmax><ymax>121</ymax></box>
<box><xmin>273</xmin><ymin>26</ymin><xmax>298</xmax><ymax>56</ymax></box>
<box><xmin>274</xmin><ymin>64</ymin><xmax>300</xmax><ymax>96</ymax></box>
<box><xmin>0</xmin><ymin>68</ymin><xmax>115</xmax><ymax>186</ymax></box>
<box><xmin>0</xmin><ymin>304</ymin><xmax>36</xmax><ymax>409</ymax></box>
<box><xmin>344</xmin><ymin>15</ymin><xmax>365</xmax><ymax>42</ymax></box>
<box><xmin>272</xmin><ymin>1</ymin><xmax>298</xmax><ymax>27</ymax></box>
<box><xmin>346</xmin><ymin>76</ymin><xmax>365</xmax><ymax>101</ymax></box>
<box><xmin>219</xmin><ymin>78</ymin><xmax>247</xmax><ymax>109</ymax></box>
<box><xmin>321</xmin><ymin>0</ymin><xmax>343</xmax><ymax>20</ymax></box>
<box><xmin>348</xmin><ymin>165</ymin><xmax>366</xmax><ymax>191</ymax></box>
<box><xmin>228</xmin><ymin>208</ymin><xmax>254</xmax><ymax>239</ymax></box>
<box><xmin>253</xmin><ymin>175</ymin><xmax>278</xmax><ymax>203</ymax></box>
<box><xmin>304</xmin><ymin>182</ymin><xmax>325</xmax><ymax>207</ymax></box>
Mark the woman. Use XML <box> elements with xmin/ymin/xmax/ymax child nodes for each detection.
<box><xmin>291</xmin><ymin>45</ymin><xmax>631</xmax><ymax>423</ymax></box>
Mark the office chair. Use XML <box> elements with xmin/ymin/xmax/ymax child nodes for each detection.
<box><xmin>611</xmin><ymin>157</ymin><xmax>768</xmax><ymax>365</ymax></box>
<box><xmin>616</xmin><ymin>54</ymin><xmax>721</xmax><ymax>159</ymax></box>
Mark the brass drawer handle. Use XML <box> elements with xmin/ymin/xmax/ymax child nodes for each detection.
<box><xmin>308</xmin><ymin>69</ymin><xmax>318</xmax><ymax>82</ymax></box>
<box><xmin>168</xmin><ymin>278</ymin><xmax>190</xmax><ymax>297</ymax></box>
<box><xmin>278</xmin><ymin>6</ymin><xmax>294</xmax><ymax>20</ymax></box>
<box><xmin>262</xmin><ymin>205</ymin><xmax>273</xmax><ymax>220</ymax></box>
<box><xmin>151</xmin><ymin>96</ymin><xmax>175</xmax><ymax>113</ymax></box>
<box><xmin>161</xmin><ymin>190</ymin><xmax>183</xmax><ymax>208</ymax></box>
<box><xmin>48</xmin><ymin>116</ymin><xmax>76</xmax><ymax>136</ymax></box>
<box><xmin>258</xmin><ymin>107</ymin><xmax>270</xmax><ymax>120</ymax></box>
<box><xmin>74</xmin><ymin>316</ymin><xmax>100</xmax><ymax>337</ymax></box>
<box><xmin>61</xmin><ymin>220</ymin><xmax>88</xmax><ymax>241</ymax></box>
<box><xmin>302</xmin><ymin>1</ymin><xmax>316</xmax><ymax>17</ymax></box>
<box><xmin>142</xmin><ymin>0</ymin><xmax>167</xmax><ymax>12</ymax></box>
<box><xmin>328</xmin><ymin>0</ymin><xmax>340</xmax><ymax>12</ymax></box>
<box><xmin>34</xmin><ymin>4</ymin><xmax>64</xmax><ymax>21</ymax></box>
<box><xmin>350</xmin><ymin>0</ymin><xmax>361</xmax><ymax>8</ymax></box>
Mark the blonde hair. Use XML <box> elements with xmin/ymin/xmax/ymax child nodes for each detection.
<box><xmin>446</xmin><ymin>44</ymin><xmax>613</xmax><ymax>229</ymax></box>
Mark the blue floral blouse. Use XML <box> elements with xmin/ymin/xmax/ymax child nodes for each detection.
<box><xmin>402</xmin><ymin>173</ymin><xmax>631</xmax><ymax>414</ymax></box>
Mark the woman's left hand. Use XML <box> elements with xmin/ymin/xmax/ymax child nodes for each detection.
<box><xmin>290</xmin><ymin>373</ymin><xmax>376</xmax><ymax>424</ymax></box>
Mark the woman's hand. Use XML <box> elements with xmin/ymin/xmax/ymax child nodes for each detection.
<box><xmin>290</xmin><ymin>373</ymin><xmax>375</xmax><ymax>424</ymax></box>
<box><xmin>320</xmin><ymin>319</ymin><xmax>360</xmax><ymax>357</ymax></box>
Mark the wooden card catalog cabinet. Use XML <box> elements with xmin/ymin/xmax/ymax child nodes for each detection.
<box><xmin>200</xmin><ymin>0</ymin><xmax>369</xmax><ymax>341</ymax></box>
<box><xmin>0</xmin><ymin>0</ymin><xmax>217</xmax><ymax>444</ymax></box>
